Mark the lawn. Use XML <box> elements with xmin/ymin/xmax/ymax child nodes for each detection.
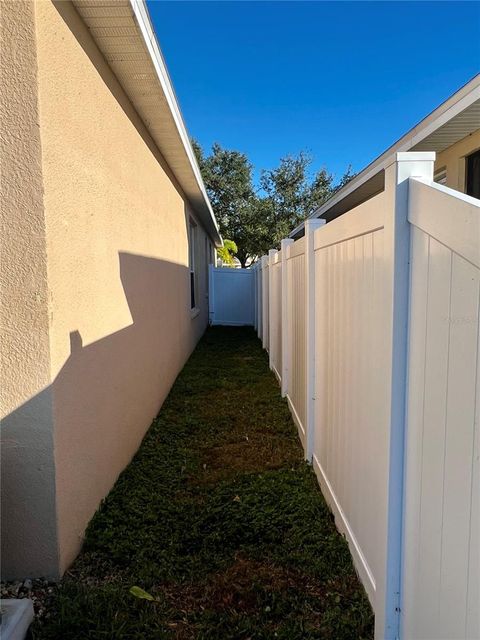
<box><xmin>32</xmin><ymin>326</ymin><xmax>373</xmax><ymax>639</ymax></box>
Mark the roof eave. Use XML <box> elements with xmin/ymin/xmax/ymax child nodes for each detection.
<box><xmin>72</xmin><ymin>0</ymin><xmax>222</xmax><ymax>247</ymax></box>
<box><xmin>291</xmin><ymin>74</ymin><xmax>480</xmax><ymax>239</ymax></box>
<box><xmin>128</xmin><ymin>0</ymin><xmax>222</xmax><ymax>247</ymax></box>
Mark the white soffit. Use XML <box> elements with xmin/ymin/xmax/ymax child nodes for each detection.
<box><xmin>72</xmin><ymin>0</ymin><xmax>222</xmax><ymax>246</ymax></box>
<box><xmin>412</xmin><ymin>100</ymin><xmax>480</xmax><ymax>152</ymax></box>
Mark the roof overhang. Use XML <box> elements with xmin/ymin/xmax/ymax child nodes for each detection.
<box><xmin>291</xmin><ymin>74</ymin><xmax>480</xmax><ymax>239</ymax></box>
<box><xmin>72</xmin><ymin>0</ymin><xmax>222</xmax><ymax>247</ymax></box>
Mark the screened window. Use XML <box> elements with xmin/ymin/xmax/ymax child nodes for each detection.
<box><xmin>205</xmin><ymin>237</ymin><xmax>212</xmax><ymax>294</ymax></box>
<box><xmin>434</xmin><ymin>166</ymin><xmax>447</xmax><ymax>186</ymax></box>
<box><xmin>189</xmin><ymin>219</ymin><xmax>197</xmax><ymax>309</ymax></box>
<box><xmin>466</xmin><ymin>149</ymin><xmax>480</xmax><ymax>199</ymax></box>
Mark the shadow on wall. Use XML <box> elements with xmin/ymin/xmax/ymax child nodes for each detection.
<box><xmin>1</xmin><ymin>252</ymin><xmax>202</xmax><ymax>581</ymax></box>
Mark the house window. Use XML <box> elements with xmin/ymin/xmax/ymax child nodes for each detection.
<box><xmin>434</xmin><ymin>166</ymin><xmax>447</xmax><ymax>186</ymax></box>
<box><xmin>188</xmin><ymin>219</ymin><xmax>197</xmax><ymax>309</ymax></box>
<box><xmin>205</xmin><ymin>237</ymin><xmax>212</xmax><ymax>293</ymax></box>
<box><xmin>466</xmin><ymin>149</ymin><xmax>480</xmax><ymax>199</ymax></box>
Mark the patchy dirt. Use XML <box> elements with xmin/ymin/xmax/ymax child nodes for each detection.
<box><xmin>198</xmin><ymin>435</ymin><xmax>301</xmax><ymax>483</ymax></box>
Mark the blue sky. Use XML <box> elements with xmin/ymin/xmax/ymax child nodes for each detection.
<box><xmin>147</xmin><ymin>1</ymin><xmax>480</xmax><ymax>186</ymax></box>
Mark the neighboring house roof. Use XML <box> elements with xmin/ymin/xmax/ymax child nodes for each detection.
<box><xmin>72</xmin><ymin>0</ymin><xmax>222</xmax><ymax>247</ymax></box>
<box><xmin>290</xmin><ymin>74</ymin><xmax>480</xmax><ymax>238</ymax></box>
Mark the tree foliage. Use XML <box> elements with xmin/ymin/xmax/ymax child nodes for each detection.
<box><xmin>217</xmin><ymin>239</ymin><xmax>238</xmax><ymax>267</ymax></box>
<box><xmin>193</xmin><ymin>141</ymin><xmax>262</xmax><ymax>268</ymax></box>
<box><xmin>193</xmin><ymin>140</ymin><xmax>354</xmax><ymax>267</ymax></box>
<box><xmin>260</xmin><ymin>152</ymin><xmax>338</xmax><ymax>248</ymax></box>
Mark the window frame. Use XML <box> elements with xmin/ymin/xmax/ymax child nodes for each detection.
<box><xmin>188</xmin><ymin>218</ymin><xmax>198</xmax><ymax>315</ymax></box>
<box><xmin>465</xmin><ymin>149</ymin><xmax>480</xmax><ymax>199</ymax></box>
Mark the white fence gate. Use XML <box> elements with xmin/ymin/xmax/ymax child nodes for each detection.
<box><xmin>254</xmin><ymin>152</ymin><xmax>480</xmax><ymax>640</ymax></box>
<box><xmin>208</xmin><ymin>266</ymin><xmax>255</xmax><ymax>326</ymax></box>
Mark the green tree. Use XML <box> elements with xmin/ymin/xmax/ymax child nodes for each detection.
<box><xmin>333</xmin><ymin>164</ymin><xmax>356</xmax><ymax>192</ymax></box>
<box><xmin>260</xmin><ymin>153</ymin><xmax>354</xmax><ymax>247</ymax></box>
<box><xmin>217</xmin><ymin>239</ymin><xmax>238</xmax><ymax>267</ymax></box>
<box><xmin>193</xmin><ymin>140</ymin><xmax>354</xmax><ymax>266</ymax></box>
<box><xmin>192</xmin><ymin>141</ymin><xmax>253</xmax><ymax>236</ymax></box>
<box><xmin>193</xmin><ymin>140</ymin><xmax>267</xmax><ymax>267</ymax></box>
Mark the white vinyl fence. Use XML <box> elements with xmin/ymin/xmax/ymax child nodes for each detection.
<box><xmin>402</xmin><ymin>180</ymin><xmax>480</xmax><ymax>640</ymax></box>
<box><xmin>286</xmin><ymin>237</ymin><xmax>307</xmax><ymax>444</ymax></box>
<box><xmin>254</xmin><ymin>152</ymin><xmax>480</xmax><ymax>640</ymax></box>
<box><xmin>269</xmin><ymin>249</ymin><xmax>283</xmax><ymax>381</ymax></box>
<box><xmin>209</xmin><ymin>266</ymin><xmax>254</xmax><ymax>326</ymax></box>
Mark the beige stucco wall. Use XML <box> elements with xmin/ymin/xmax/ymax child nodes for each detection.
<box><xmin>435</xmin><ymin>129</ymin><xmax>480</xmax><ymax>192</ymax></box>
<box><xmin>0</xmin><ymin>0</ymin><xmax>59</xmax><ymax>579</ymax></box>
<box><xmin>1</xmin><ymin>0</ymin><xmax>213</xmax><ymax>579</ymax></box>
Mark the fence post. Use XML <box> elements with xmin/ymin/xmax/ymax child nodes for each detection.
<box><xmin>268</xmin><ymin>249</ymin><xmax>278</xmax><ymax>368</ymax></box>
<box><xmin>261</xmin><ymin>255</ymin><xmax>269</xmax><ymax>349</ymax></box>
<box><xmin>280</xmin><ymin>238</ymin><xmax>294</xmax><ymax>397</ymax></box>
<box><xmin>208</xmin><ymin>264</ymin><xmax>215</xmax><ymax>325</ymax></box>
<box><xmin>381</xmin><ymin>152</ymin><xmax>435</xmax><ymax>640</ymax></box>
<box><xmin>304</xmin><ymin>218</ymin><xmax>325</xmax><ymax>461</ymax></box>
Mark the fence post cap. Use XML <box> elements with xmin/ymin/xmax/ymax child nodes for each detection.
<box><xmin>305</xmin><ymin>218</ymin><xmax>326</xmax><ymax>233</ymax></box>
<box><xmin>393</xmin><ymin>151</ymin><xmax>436</xmax><ymax>163</ymax></box>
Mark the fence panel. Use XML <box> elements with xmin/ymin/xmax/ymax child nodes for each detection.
<box><xmin>313</xmin><ymin>192</ymin><xmax>387</xmax><ymax>609</ymax></box>
<box><xmin>256</xmin><ymin>263</ymin><xmax>262</xmax><ymax>337</ymax></box>
<box><xmin>286</xmin><ymin>238</ymin><xmax>307</xmax><ymax>445</ymax></box>
<box><xmin>261</xmin><ymin>256</ymin><xmax>269</xmax><ymax>349</ymax></box>
<box><xmin>209</xmin><ymin>266</ymin><xmax>254</xmax><ymax>326</ymax></box>
<box><xmin>269</xmin><ymin>253</ymin><xmax>283</xmax><ymax>382</ymax></box>
<box><xmin>402</xmin><ymin>179</ymin><xmax>480</xmax><ymax>640</ymax></box>
<box><xmin>256</xmin><ymin>154</ymin><xmax>480</xmax><ymax>639</ymax></box>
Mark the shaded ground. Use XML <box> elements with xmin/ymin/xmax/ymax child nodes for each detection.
<box><xmin>32</xmin><ymin>327</ymin><xmax>373</xmax><ymax>639</ymax></box>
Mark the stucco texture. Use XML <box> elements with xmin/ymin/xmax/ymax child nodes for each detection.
<box><xmin>0</xmin><ymin>0</ymin><xmax>58</xmax><ymax>579</ymax></box>
<box><xmin>1</xmin><ymin>0</ymin><xmax>212</xmax><ymax>578</ymax></box>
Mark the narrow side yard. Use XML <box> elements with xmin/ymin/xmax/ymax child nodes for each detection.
<box><xmin>33</xmin><ymin>327</ymin><xmax>373</xmax><ymax>639</ymax></box>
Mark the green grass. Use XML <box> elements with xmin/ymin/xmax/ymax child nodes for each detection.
<box><xmin>33</xmin><ymin>327</ymin><xmax>373</xmax><ymax>639</ymax></box>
